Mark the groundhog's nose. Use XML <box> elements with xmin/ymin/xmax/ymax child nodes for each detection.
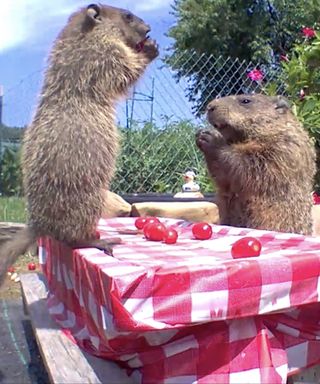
<box><xmin>144</xmin><ymin>24</ymin><xmax>151</xmax><ymax>35</ymax></box>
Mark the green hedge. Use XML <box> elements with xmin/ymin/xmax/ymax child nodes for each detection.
<box><xmin>0</xmin><ymin>120</ymin><xmax>214</xmax><ymax>197</ymax></box>
<box><xmin>112</xmin><ymin>120</ymin><xmax>213</xmax><ymax>194</ymax></box>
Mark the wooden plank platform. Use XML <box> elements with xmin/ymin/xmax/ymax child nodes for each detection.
<box><xmin>290</xmin><ymin>364</ymin><xmax>320</xmax><ymax>384</ymax></box>
<box><xmin>0</xmin><ymin>222</ymin><xmax>25</xmax><ymax>244</ymax></box>
<box><xmin>20</xmin><ymin>273</ymin><xmax>136</xmax><ymax>384</ymax></box>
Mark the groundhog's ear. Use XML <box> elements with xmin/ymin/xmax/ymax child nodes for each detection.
<box><xmin>274</xmin><ymin>96</ymin><xmax>290</xmax><ymax>114</ymax></box>
<box><xmin>86</xmin><ymin>4</ymin><xmax>102</xmax><ymax>23</ymax></box>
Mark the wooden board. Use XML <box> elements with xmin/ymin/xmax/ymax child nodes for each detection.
<box><xmin>290</xmin><ymin>364</ymin><xmax>320</xmax><ymax>384</ymax></box>
<box><xmin>20</xmin><ymin>273</ymin><xmax>136</xmax><ymax>384</ymax></box>
<box><xmin>101</xmin><ymin>190</ymin><xmax>132</xmax><ymax>218</ymax></box>
<box><xmin>131</xmin><ymin>201</ymin><xmax>220</xmax><ymax>224</ymax></box>
<box><xmin>0</xmin><ymin>222</ymin><xmax>25</xmax><ymax>244</ymax></box>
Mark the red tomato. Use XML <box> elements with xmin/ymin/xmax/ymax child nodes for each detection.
<box><xmin>231</xmin><ymin>237</ymin><xmax>262</xmax><ymax>259</ymax></box>
<box><xmin>145</xmin><ymin>223</ymin><xmax>166</xmax><ymax>241</ymax></box>
<box><xmin>142</xmin><ymin>217</ymin><xmax>160</xmax><ymax>235</ymax></box>
<box><xmin>28</xmin><ymin>262</ymin><xmax>37</xmax><ymax>271</ymax></box>
<box><xmin>7</xmin><ymin>266</ymin><xmax>15</xmax><ymax>273</ymax></box>
<box><xmin>143</xmin><ymin>223</ymin><xmax>155</xmax><ymax>239</ymax></box>
<box><xmin>135</xmin><ymin>217</ymin><xmax>148</xmax><ymax>230</ymax></box>
<box><xmin>144</xmin><ymin>217</ymin><xmax>160</xmax><ymax>226</ymax></box>
<box><xmin>163</xmin><ymin>228</ymin><xmax>178</xmax><ymax>244</ymax></box>
<box><xmin>313</xmin><ymin>192</ymin><xmax>320</xmax><ymax>205</ymax></box>
<box><xmin>192</xmin><ymin>222</ymin><xmax>213</xmax><ymax>240</ymax></box>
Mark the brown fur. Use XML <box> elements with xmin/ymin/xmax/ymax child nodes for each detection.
<box><xmin>0</xmin><ymin>3</ymin><xmax>158</xmax><ymax>284</ymax></box>
<box><xmin>196</xmin><ymin>94</ymin><xmax>316</xmax><ymax>235</ymax></box>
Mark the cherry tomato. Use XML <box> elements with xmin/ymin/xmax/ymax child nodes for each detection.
<box><xmin>7</xmin><ymin>266</ymin><xmax>15</xmax><ymax>273</ymax></box>
<box><xmin>143</xmin><ymin>223</ymin><xmax>152</xmax><ymax>239</ymax></box>
<box><xmin>136</xmin><ymin>38</ymin><xmax>148</xmax><ymax>52</ymax></box>
<box><xmin>192</xmin><ymin>222</ymin><xmax>213</xmax><ymax>240</ymax></box>
<box><xmin>163</xmin><ymin>228</ymin><xmax>178</xmax><ymax>244</ymax></box>
<box><xmin>231</xmin><ymin>237</ymin><xmax>262</xmax><ymax>259</ymax></box>
<box><xmin>313</xmin><ymin>192</ymin><xmax>320</xmax><ymax>205</ymax></box>
<box><xmin>137</xmin><ymin>216</ymin><xmax>159</xmax><ymax>228</ymax></box>
<box><xmin>144</xmin><ymin>223</ymin><xmax>166</xmax><ymax>241</ymax></box>
<box><xmin>135</xmin><ymin>217</ymin><xmax>148</xmax><ymax>230</ymax></box>
<box><xmin>142</xmin><ymin>217</ymin><xmax>160</xmax><ymax>235</ymax></box>
<box><xmin>144</xmin><ymin>217</ymin><xmax>160</xmax><ymax>226</ymax></box>
<box><xmin>28</xmin><ymin>262</ymin><xmax>37</xmax><ymax>271</ymax></box>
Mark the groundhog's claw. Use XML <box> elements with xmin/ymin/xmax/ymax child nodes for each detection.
<box><xmin>68</xmin><ymin>237</ymin><xmax>122</xmax><ymax>256</ymax></box>
<box><xmin>142</xmin><ymin>39</ymin><xmax>159</xmax><ymax>61</ymax></box>
<box><xmin>196</xmin><ymin>130</ymin><xmax>208</xmax><ymax>152</ymax></box>
<box><xmin>196</xmin><ymin>129</ymin><xmax>225</xmax><ymax>153</ymax></box>
<box><xmin>92</xmin><ymin>238</ymin><xmax>122</xmax><ymax>256</ymax></box>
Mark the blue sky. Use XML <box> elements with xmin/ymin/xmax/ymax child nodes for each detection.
<box><xmin>0</xmin><ymin>0</ymin><xmax>196</xmax><ymax>128</ymax></box>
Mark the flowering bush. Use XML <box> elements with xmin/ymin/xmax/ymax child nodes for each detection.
<box><xmin>275</xmin><ymin>25</ymin><xmax>320</xmax><ymax>190</ymax></box>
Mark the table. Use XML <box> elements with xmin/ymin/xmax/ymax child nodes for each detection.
<box><xmin>39</xmin><ymin>217</ymin><xmax>320</xmax><ymax>384</ymax></box>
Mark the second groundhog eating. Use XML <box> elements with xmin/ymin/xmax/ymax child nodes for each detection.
<box><xmin>196</xmin><ymin>94</ymin><xmax>316</xmax><ymax>235</ymax></box>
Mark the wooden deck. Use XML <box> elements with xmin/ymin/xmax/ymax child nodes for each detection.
<box><xmin>0</xmin><ymin>221</ymin><xmax>25</xmax><ymax>244</ymax></box>
<box><xmin>290</xmin><ymin>365</ymin><xmax>320</xmax><ymax>384</ymax></box>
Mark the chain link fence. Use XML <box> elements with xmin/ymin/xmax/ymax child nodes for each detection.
<box><xmin>0</xmin><ymin>51</ymin><xmax>284</xmax><ymax>195</ymax></box>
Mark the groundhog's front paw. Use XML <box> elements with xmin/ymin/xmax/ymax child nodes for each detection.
<box><xmin>141</xmin><ymin>39</ymin><xmax>159</xmax><ymax>61</ymax></box>
<box><xmin>196</xmin><ymin>128</ymin><xmax>226</xmax><ymax>154</ymax></box>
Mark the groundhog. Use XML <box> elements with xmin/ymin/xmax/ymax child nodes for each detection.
<box><xmin>196</xmin><ymin>94</ymin><xmax>316</xmax><ymax>235</ymax></box>
<box><xmin>0</xmin><ymin>3</ymin><xmax>158</xmax><ymax>283</ymax></box>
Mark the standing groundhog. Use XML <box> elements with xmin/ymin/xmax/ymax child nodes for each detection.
<box><xmin>0</xmin><ymin>3</ymin><xmax>158</xmax><ymax>283</ymax></box>
<box><xmin>196</xmin><ymin>94</ymin><xmax>316</xmax><ymax>235</ymax></box>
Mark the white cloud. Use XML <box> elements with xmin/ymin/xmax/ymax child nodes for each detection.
<box><xmin>0</xmin><ymin>0</ymin><xmax>172</xmax><ymax>52</ymax></box>
<box><xmin>135</xmin><ymin>0</ymin><xmax>173</xmax><ymax>12</ymax></box>
<box><xmin>0</xmin><ymin>0</ymin><xmax>78</xmax><ymax>52</ymax></box>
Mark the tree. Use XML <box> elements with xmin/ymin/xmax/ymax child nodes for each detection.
<box><xmin>165</xmin><ymin>0</ymin><xmax>320</xmax><ymax>114</ymax></box>
<box><xmin>0</xmin><ymin>124</ymin><xmax>25</xmax><ymax>141</ymax></box>
<box><xmin>270</xmin><ymin>29</ymin><xmax>320</xmax><ymax>190</ymax></box>
<box><xmin>0</xmin><ymin>147</ymin><xmax>22</xmax><ymax>196</ymax></box>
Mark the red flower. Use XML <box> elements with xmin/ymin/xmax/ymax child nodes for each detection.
<box><xmin>280</xmin><ymin>54</ymin><xmax>289</xmax><ymax>62</ymax></box>
<box><xmin>302</xmin><ymin>27</ymin><xmax>316</xmax><ymax>38</ymax></box>
<box><xmin>247</xmin><ymin>69</ymin><xmax>263</xmax><ymax>82</ymax></box>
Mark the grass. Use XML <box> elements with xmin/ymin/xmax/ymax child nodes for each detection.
<box><xmin>0</xmin><ymin>196</ymin><xmax>26</xmax><ymax>223</ymax></box>
<box><xmin>0</xmin><ymin>196</ymin><xmax>36</xmax><ymax>299</ymax></box>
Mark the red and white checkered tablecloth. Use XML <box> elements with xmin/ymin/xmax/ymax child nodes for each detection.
<box><xmin>39</xmin><ymin>217</ymin><xmax>320</xmax><ymax>384</ymax></box>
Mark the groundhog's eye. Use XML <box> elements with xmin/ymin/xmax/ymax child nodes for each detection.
<box><xmin>125</xmin><ymin>12</ymin><xmax>134</xmax><ymax>21</ymax></box>
<box><xmin>240</xmin><ymin>98</ymin><xmax>252</xmax><ymax>105</ymax></box>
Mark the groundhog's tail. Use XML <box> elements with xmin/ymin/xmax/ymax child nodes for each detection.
<box><xmin>0</xmin><ymin>227</ymin><xmax>36</xmax><ymax>285</ymax></box>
